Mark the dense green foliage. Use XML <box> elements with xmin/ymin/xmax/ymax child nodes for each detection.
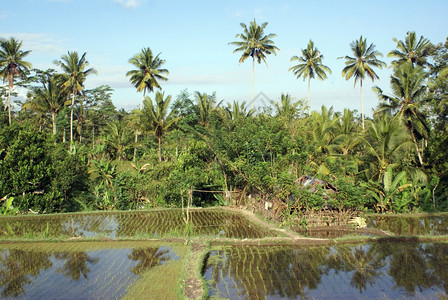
<box><xmin>0</xmin><ymin>32</ymin><xmax>447</xmax><ymax>216</ymax></box>
<box><xmin>0</xmin><ymin>124</ymin><xmax>89</xmax><ymax>212</ymax></box>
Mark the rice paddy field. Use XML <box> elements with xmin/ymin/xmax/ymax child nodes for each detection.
<box><xmin>0</xmin><ymin>208</ymin><xmax>447</xmax><ymax>299</ymax></box>
<box><xmin>0</xmin><ymin>208</ymin><xmax>272</xmax><ymax>240</ymax></box>
<box><xmin>204</xmin><ymin>241</ymin><xmax>448</xmax><ymax>299</ymax></box>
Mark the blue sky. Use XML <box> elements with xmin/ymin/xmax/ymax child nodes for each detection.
<box><xmin>1</xmin><ymin>0</ymin><xmax>447</xmax><ymax>115</ymax></box>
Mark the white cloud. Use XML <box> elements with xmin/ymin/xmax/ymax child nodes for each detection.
<box><xmin>87</xmin><ymin>65</ymin><xmax>131</xmax><ymax>89</ymax></box>
<box><xmin>0</xmin><ymin>32</ymin><xmax>69</xmax><ymax>56</ymax></box>
<box><xmin>113</xmin><ymin>0</ymin><xmax>144</xmax><ymax>9</ymax></box>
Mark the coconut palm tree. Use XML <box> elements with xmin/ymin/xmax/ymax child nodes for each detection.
<box><xmin>224</xmin><ymin>100</ymin><xmax>253</xmax><ymax>122</ymax></box>
<box><xmin>0</xmin><ymin>37</ymin><xmax>32</xmax><ymax>125</ymax></box>
<box><xmin>388</xmin><ymin>31</ymin><xmax>432</xmax><ymax>69</ymax></box>
<box><xmin>54</xmin><ymin>51</ymin><xmax>97</xmax><ymax>145</ymax></box>
<box><xmin>126</xmin><ymin>47</ymin><xmax>169</xmax><ymax>105</ymax></box>
<box><xmin>22</xmin><ymin>70</ymin><xmax>67</xmax><ymax>136</ymax></box>
<box><xmin>289</xmin><ymin>40</ymin><xmax>331</xmax><ymax>112</ymax></box>
<box><xmin>140</xmin><ymin>91</ymin><xmax>179</xmax><ymax>161</ymax></box>
<box><xmin>229</xmin><ymin>19</ymin><xmax>279</xmax><ymax>110</ymax></box>
<box><xmin>126</xmin><ymin>47</ymin><xmax>168</xmax><ymax>160</ymax></box>
<box><xmin>341</xmin><ymin>36</ymin><xmax>386</xmax><ymax>129</ymax></box>
<box><xmin>195</xmin><ymin>91</ymin><xmax>220</xmax><ymax>127</ymax></box>
<box><xmin>105</xmin><ymin>120</ymin><xmax>133</xmax><ymax>160</ymax></box>
<box><xmin>330</xmin><ymin>109</ymin><xmax>362</xmax><ymax>156</ymax></box>
<box><xmin>374</xmin><ymin>62</ymin><xmax>429</xmax><ymax>167</ymax></box>
<box><xmin>361</xmin><ymin>113</ymin><xmax>413</xmax><ymax>181</ymax></box>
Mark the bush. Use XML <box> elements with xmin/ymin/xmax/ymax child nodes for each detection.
<box><xmin>0</xmin><ymin>124</ymin><xmax>89</xmax><ymax>213</ymax></box>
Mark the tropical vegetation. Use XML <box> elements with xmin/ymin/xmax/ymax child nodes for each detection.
<box><xmin>0</xmin><ymin>27</ymin><xmax>447</xmax><ymax>218</ymax></box>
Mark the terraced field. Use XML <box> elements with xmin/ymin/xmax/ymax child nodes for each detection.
<box><xmin>0</xmin><ymin>209</ymin><xmax>447</xmax><ymax>299</ymax></box>
<box><xmin>204</xmin><ymin>241</ymin><xmax>448</xmax><ymax>299</ymax></box>
<box><xmin>0</xmin><ymin>208</ymin><xmax>274</xmax><ymax>240</ymax></box>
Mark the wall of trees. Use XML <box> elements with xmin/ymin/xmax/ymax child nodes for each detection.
<box><xmin>0</xmin><ymin>31</ymin><xmax>447</xmax><ymax>214</ymax></box>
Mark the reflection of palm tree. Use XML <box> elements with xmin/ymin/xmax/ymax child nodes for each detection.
<box><xmin>207</xmin><ymin>245</ymin><xmax>328</xmax><ymax>299</ymax></box>
<box><xmin>55</xmin><ymin>251</ymin><xmax>98</xmax><ymax>280</ymax></box>
<box><xmin>0</xmin><ymin>250</ymin><xmax>52</xmax><ymax>297</ymax></box>
<box><xmin>326</xmin><ymin>245</ymin><xmax>384</xmax><ymax>293</ymax></box>
<box><xmin>128</xmin><ymin>247</ymin><xmax>170</xmax><ymax>275</ymax></box>
<box><xmin>385</xmin><ymin>242</ymin><xmax>434</xmax><ymax>292</ymax></box>
<box><xmin>424</xmin><ymin>243</ymin><xmax>448</xmax><ymax>295</ymax></box>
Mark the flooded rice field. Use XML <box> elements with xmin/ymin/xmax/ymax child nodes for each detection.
<box><xmin>366</xmin><ymin>214</ymin><xmax>448</xmax><ymax>236</ymax></box>
<box><xmin>204</xmin><ymin>240</ymin><xmax>448</xmax><ymax>299</ymax></box>
<box><xmin>0</xmin><ymin>210</ymin><xmax>447</xmax><ymax>299</ymax></box>
<box><xmin>0</xmin><ymin>209</ymin><xmax>272</xmax><ymax>239</ymax></box>
<box><xmin>0</xmin><ymin>242</ymin><xmax>185</xmax><ymax>299</ymax></box>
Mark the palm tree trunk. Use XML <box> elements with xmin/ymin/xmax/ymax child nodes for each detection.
<box><xmin>133</xmin><ymin>130</ymin><xmax>138</xmax><ymax>162</ymax></box>
<box><xmin>410</xmin><ymin>129</ymin><xmax>424</xmax><ymax>167</ymax></box>
<box><xmin>134</xmin><ymin>92</ymin><xmax>145</xmax><ymax>161</ymax></box>
<box><xmin>158</xmin><ymin>136</ymin><xmax>162</xmax><ymax>162</ymax></box>
<box><xmin>251</xmin><ymin>57</ymin><xmax>255</xmax><ymax>111</ymax></box>
<box><xmin>307</xmin><ymin>76</ymin><xmax>311</xmax><ymax>114</ymax></box>
<box><xmin>52</xmin><ymin>112</ymin><xmax>57</xmax><ymax>135</ymax></box>
<box><xmin>7</xmin><ymin>85</ymin><xmax>11</xmax><ymax>126</ymax></box>
<box><xmin>360</xmin><ymin>80</ymin><xmax>365</xmax><ymax>129</ymax></box>
<box><xmin>70</xmin><ymin>91</ymin><xmax>76</xmax><ymax>145</ymax></box>
<box><xmin>79</xmin><ymin>122</ymin><xmax>82</xmax><ymax>143</ymax></box>
<box><xmin>7</xmin><ymin>75</ymin><xmax>14</xmax><ymax>126</ymax></box>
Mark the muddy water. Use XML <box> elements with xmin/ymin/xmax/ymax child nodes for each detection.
<box><xmin>204</xmin><ymin>241</ymin><xmax>448</xmax><ymax>299</ymax></box>
<box><xmin>0</xmin><ymin>209</ymin><xmax>271</xmax><ymax>239</ymax></box>
<box><xmin>0</xmin><ymin>245</ymin><xmax>180</xmax><ymax>299</ymax></box>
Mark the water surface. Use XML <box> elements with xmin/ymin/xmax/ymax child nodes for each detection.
<box><xmin>204</xmin><ymin>241</ymin><xmax>448</xmax><ymax>299</ymax></box>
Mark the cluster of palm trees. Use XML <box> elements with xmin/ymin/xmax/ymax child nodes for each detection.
<box><xmin>228</xmin><ymin>20</ymin><xmax>440</xmax><ymax>133</ymax></box>
<box><xmin>1</xmin><ymin>21</ymin><xmax>446</xmax><ymax>213</ymax></box>
<box><xmin>0</xmin><ymin>38</ymin><xmax>96</xmax><ymax>149</ymax></box>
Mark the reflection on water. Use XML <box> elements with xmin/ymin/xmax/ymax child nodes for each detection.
<box><xmin>366</xmin><ymin>214</ymin><xmax>448</xmax><ymax>235</ymax></box>
<box><xmin>0</xmin><ymin>210</ymin><xmax>270</xmax><ymax>239</ymax></box>
<box><xmin>204</xmin><ymin>241</ymin><xmax>448</xmax><ymax>299</ymax></box>
<box><xmin>0</xmin><ymin>246</ymin><xmax>179</xmax><ymax>299</ymax></box>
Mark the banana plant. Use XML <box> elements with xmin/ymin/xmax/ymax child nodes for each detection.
<box><xmin>362</xmin><ymin>167</ymin><xmax>412</xmax><ymax>213</ymax></box>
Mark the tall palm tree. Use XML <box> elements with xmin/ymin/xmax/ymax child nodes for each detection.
<box><xmin>341</xmin><ymin>36</ymin><xmax>386</xmax><ymax>129</ymax></box>
<box><xmin>0</xmin><ymin>37</ymin><xmax>32</xmax><ymax>125</ymax></box>
<box><xmin>22</xmin><ymin>70</ymin><xmax>67</xmax><ymax>136</ymax></box>
<box><xmin>388</xmin><ymin>31</ymin><xmax>431</xmax><ymax>69</ymax></box>
<box><xmin>374</xmin><ymin>62</ymin><xmax>429</xmax><ymax>167</ymax></box>
<box><xmin>140</xmin><ymin>91</ymin><xmax>179</xmax><ymax>161</ymax></box>
<box><xmin>126</xmin><ymin>47</ymin><xmax>168</xmax><ymax>160</ymax></box>
<box><xmin>54</xmin><ymin>51</ymin><xmax>97</xmax><ymax>144</ymax></box>
<box><xmin>126</xmin><ymin>47</ymin><xmax>169</xmax><ymax>105</ymax></box>
<box><xmin>229</xmin><ymin>19</ymin><xmax>279</xmax><ymax>110</ymax></box>
<box><xmin>289</xmin><ymin>40</ymin><xmax>331</xmax><ymax>112</ymax></box>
